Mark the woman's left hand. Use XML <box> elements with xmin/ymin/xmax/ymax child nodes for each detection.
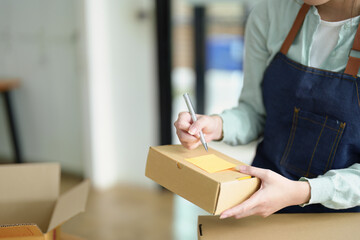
<box><xmin>220</xmin><ymin>165</ymin><xmax>311</xmax><ymax>219</ymax></box>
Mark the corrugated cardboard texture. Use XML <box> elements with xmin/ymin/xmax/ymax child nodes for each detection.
<box><xmin>0</xmin><ymin>163</ymin><xmax>60</xmax><ymax>202</ymax></box>
<box><xmin>0</xmin><ymin>224</ymin><xmax>43</xmax><ymax>237</ymax></box>
<box><xmin>215</xmin><ymin>178</ymin><xmax>260</xmax><ymax>215</ymax></box>
<box><xmin>47</xmin><ymin>180</ymin><xmax>90</xmax><ymax>232</ymax></box>
<box><xmin>198</xmin><ymin>213</ymin><xmax>360</xmax><ymax>240</ymax></box>
<box><xmin>146</xmin><ymin>145</ymin><xmax>259</xmax><ymax>214</ymax></box>
<box><xmin>0</xmin><ymin>237</ymin><xmax>43</xmax><ymax>240</ymax></box>
<box><xmin>0</xmin><ymin>225</ymin><xmax>63</xmax><ymax>240</ymax></box>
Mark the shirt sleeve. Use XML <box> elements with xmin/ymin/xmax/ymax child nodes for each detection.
<box><xmin>219</xmin><ymin>1</ymin><xmax>269</xmax><ymax>145</ymax></box>
<box><xmin>299</xmin><ymin>163</ymin><xmax>360</xmax><ymax>209</ymax></box>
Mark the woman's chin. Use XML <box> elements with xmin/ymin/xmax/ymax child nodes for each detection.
<box><xmin>303</xmin><ymin>0</ymin><xmax>330</xmax><ymax>6</ymax></box>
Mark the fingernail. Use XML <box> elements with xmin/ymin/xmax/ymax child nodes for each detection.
<box><xmin>236</xmin><ymin>165</ymin><xmax>247</xmax><ymax>172</ymax></box>
<box><xmin>188</xmin><ymin>127</ymin><xmax>197</xmax><ymax>135</ymax></box>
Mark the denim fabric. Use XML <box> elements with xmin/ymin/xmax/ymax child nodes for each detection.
<box><xmin>252</xmin><ymin>52</ymin><xmax>360</xmax><ymax>213</ymax></box>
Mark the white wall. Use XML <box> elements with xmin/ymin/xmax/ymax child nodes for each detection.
<box><xmin>0</xmin><ymin>0</ymin><xmax>84</xmax><ymax>174</ymax></box>
<box><xmin>109</xmin><ymin>0</ymin><xmax>158</xmax><ymax>187</ymax></box>
<box><xmin>0</xmin><ymin>0</ymin><xmax>158</xmax><ymax>187</ymax></box>
<box><xmin>84</xmin><ymin>0</ymin><xmax>158</xmax><ymax>188</ymax></box>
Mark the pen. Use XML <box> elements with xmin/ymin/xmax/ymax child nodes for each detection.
<box><xmin>183</xmin><ymin>93</ymin><xmax>208</xmax><ymax>152</ymax></box>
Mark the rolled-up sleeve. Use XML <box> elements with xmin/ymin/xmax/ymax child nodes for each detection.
<box><xmin>300</xmin><ymin>163</ymin><xmax>360</xmax><ymax>209</ymax></box>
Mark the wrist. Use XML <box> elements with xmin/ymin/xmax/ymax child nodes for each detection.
<box><xmin>292</xmin><ymin>180</ymin><xmax>311</xmax><ymax>206</ymax></box>
<box><xmin>211</xmin><ymin>115</ymin><xmax>224</xmax><ymax>141</ymax></box>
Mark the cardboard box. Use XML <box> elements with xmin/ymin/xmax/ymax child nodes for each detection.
<box><xmin>0</xmin><ymin>163</ymin><xmax>90</xmax><ymax>240</ymax></box>
<box><xmin>61</xmin><ymin>233</ymin><xmax>86</xmax><ymax>240</ymax></box>
<box><xmin>198</xmin><ymin>213</ymin><xmax>360</xmax><ymax>240</ymax></box>
<box><xmin>146</xmin><ymin>145</ymin><xmax>260</xmax><ymax>215</ymax></box>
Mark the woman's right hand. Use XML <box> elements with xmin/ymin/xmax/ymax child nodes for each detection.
<box><xmin>174</xmin><ymin>112</ymin><xmax>223</xmax><ymax>150</ymax></box>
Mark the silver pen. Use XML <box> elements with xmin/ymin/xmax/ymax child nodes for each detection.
<box><xmin>183</xmin><ymin>93</ymin><xmax>208</xmax><ymax>152</ymax></box>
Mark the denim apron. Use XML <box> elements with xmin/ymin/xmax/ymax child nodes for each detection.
<box><xmin>252</xmin><ymin>4</ymin><xmax>360</xmax><ymax>213</ymax></box>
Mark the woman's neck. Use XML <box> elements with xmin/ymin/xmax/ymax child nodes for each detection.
<box><xmin>317</xmin><ymin>0</ymin><xmax>360</xmax><ymax>21</ymax></box>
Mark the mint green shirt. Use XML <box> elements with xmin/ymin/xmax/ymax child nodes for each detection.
<box><xmin>220</xmin><ymin>0</ymin><xmax>360</xmax><ymax>209</ymax></box>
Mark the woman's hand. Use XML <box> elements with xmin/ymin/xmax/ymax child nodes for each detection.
<box><xmin>174</xmin><ymin>112</ymin><xmax>223</xmax><ymax>150</ymax></box>
<box><xmin>220</xmin><ymin>165</ymin><xmax>311</xmax><ymax>219</ymax></box>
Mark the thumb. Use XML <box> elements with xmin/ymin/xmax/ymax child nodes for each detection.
<box><xmin>188</xmin><ymin>117</ymin><xmax>208</xmax><ymax>136</ymax></box>
<box><xmin>236</xmin><ymin>165</ymin><xmax>271</xmax><ymax>180</ymax></box>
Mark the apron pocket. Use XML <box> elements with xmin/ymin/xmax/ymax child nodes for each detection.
<box><xmin>280</xmin><ymin>107</ymin><xmax>346</xmax><ymax>178</ymax></box>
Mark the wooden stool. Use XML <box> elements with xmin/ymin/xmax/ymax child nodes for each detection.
<box><xmin>0</xmin><ymin>79</ymin><xmax>22</xmax><ymax>163</ymax></box>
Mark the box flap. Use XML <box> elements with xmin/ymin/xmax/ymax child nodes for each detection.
<box><xmin>0</xmin><ymin>224</ymin><xmax>43</xmax><ymax>237</ymax></box>
<box><xmin>47</xmin><ymin>180</ymin><xmax>90</xmax><ymax>232</ymax></box>
<box><xmin>214</xmin><ymin>177</ymin><xmax>260</xmax><ymax>215</ymax></box>
<box><xmin>0</xmin><ymin>201</ymin><xmax>55</xmax><ymax>233</ymax></box>
<box><xmin>198</xmin><ymin>213</ymin><xmax>360</xmax><ymax>240</ymax></box>
<box><xmin>0</xmin><ymin>163</ymin><xmax>60</xmax><ymax>202</ymax></box>
<box><xmin>146</xmin><ymin>146</ymin><xmax>220</xmax><ymax>213</ymax></box>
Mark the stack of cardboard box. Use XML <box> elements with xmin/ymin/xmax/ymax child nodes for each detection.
<box><xmin>146</xmin><ymin>145</ymin><xmax>360</xmax><ymax>240</ymax></box>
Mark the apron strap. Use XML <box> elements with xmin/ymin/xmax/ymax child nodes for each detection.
<box><xmin>280</xmin><ymin>3</ymin><xmax>360</xmax><ymax>76</ymax></box>
<box><xmin>344</xmin><ymin>24</ymin><xmax>360</xmax><ymax>76</ymax></box>
<box><xmin>280</xmin><ymin>4</ymin><xmax>311</xmax><ymax>55</ymax></box>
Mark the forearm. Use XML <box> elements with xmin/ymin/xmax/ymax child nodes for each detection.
<box><xmin>300</xmin><ymin>163</ymin><xmax>360</xmax><ymax>209</ymax></box>
<box><xmin>220</xmin><ymin>103</ymin><xmax>265</xmax><ymax>145</ymax></box>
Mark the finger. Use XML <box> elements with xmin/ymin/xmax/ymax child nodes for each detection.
<box><xmin>203</xmin><ymin>133</ymin><xmax>213</xmax><ymax>142</ymax></box>
<box><xmin>178</xmin><ymin>111</ymin><xmax>192</xmax><ymax>123</ymax></box>
<box><xmin>174</xmin><ymin>119</ymin><xmax>191</xmax><ymax>131</ymax></box>
<box><xmin>177</xmin><ymin>129</ymin><xmax>199</xmax><ymax>143</ymax></box>
<box><xmin>220</xmin><ymin>190</ymin><xmax>264</xmax><ymax>219</ymax></box>
<box><xmin>174</xmin><ymin>112</ymin><xmax>192</xmax><ymax>129</ymax></box>
<box><xmin>220</xmin><ymin>193</ymin><xmax>259</xmax><ymax>219</ymax></box>
<box><xmin>186</xmin><ymin>140</ymin><xmax>201</xmax><ymax>150</ymax></box>
<box><xmin>180</xmin><ymin>137</ymin><xmax>201</xmax><ymax>150</ymax></box>
<box><xmin>235</xmin><ymin>165</ymin><xmax>272</xmax><ymax>180</ymax></box>
<box><xmin>234</xmin><ymin>206</ymin><xmax>258</xmax><ymax>219</ymax></box>
<box><xmin>176</xmin><ymin>130</ymin><xmax>202</xmax><ymax>150</ymax></box>
<box><xmin>188</xmin><ymin>116</ymin><xmax>209</xmax><ymax>135</ymax></box>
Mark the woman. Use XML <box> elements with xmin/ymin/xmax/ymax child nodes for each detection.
<box><xmin>174</xmin><ymin>0</ymin><xmax>360</xmax><ymax>219</ymax></box>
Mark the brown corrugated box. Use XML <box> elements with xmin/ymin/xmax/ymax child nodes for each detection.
<box><xmin>145</xmin><ymin>145</ymin><xmax>260</xmax><ymax>215</ymax></box>
<box><xmin>0</xmin><ymin>163</ymin><xmax>90</xmax><ymax>240</ymax></box>
<box><xmin>198</xmin><ymin>213</ymin><xmax>360</xmax><ymax>240</ymax></box>
<box><xmin>61</xmin><ymin>233</ymin><xmax>86</xmax><ymax>240</ymax></box>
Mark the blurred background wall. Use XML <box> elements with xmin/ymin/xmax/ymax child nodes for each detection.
<box><xmin>0</xmin><ymin>0</ymin><xmax>84</xmax><ymax>174</ymax></box>
<box><xmin>84</xmin><ymin>0</ymin><xmax>158</xmax><ymax>188</ymax></box>
<box><xmin>0</xmin><ymin>0</ymin><xmax>158</xmax><ymax>187</ymax></box>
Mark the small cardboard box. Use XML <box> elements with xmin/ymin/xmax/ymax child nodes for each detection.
<box><xmin>145</xmin><ymin>145</ymin><xmax>260</xmax><ymax>215</ymax></box>
<box><xmin>0</xmin><ymin>163</ymin><xmax>90</xmax><ymax>240</ymax></box>
<box><xmin>198</xmin><ymin>213</ymin><xmax>360</xmax><ymax>240</ymax></box>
